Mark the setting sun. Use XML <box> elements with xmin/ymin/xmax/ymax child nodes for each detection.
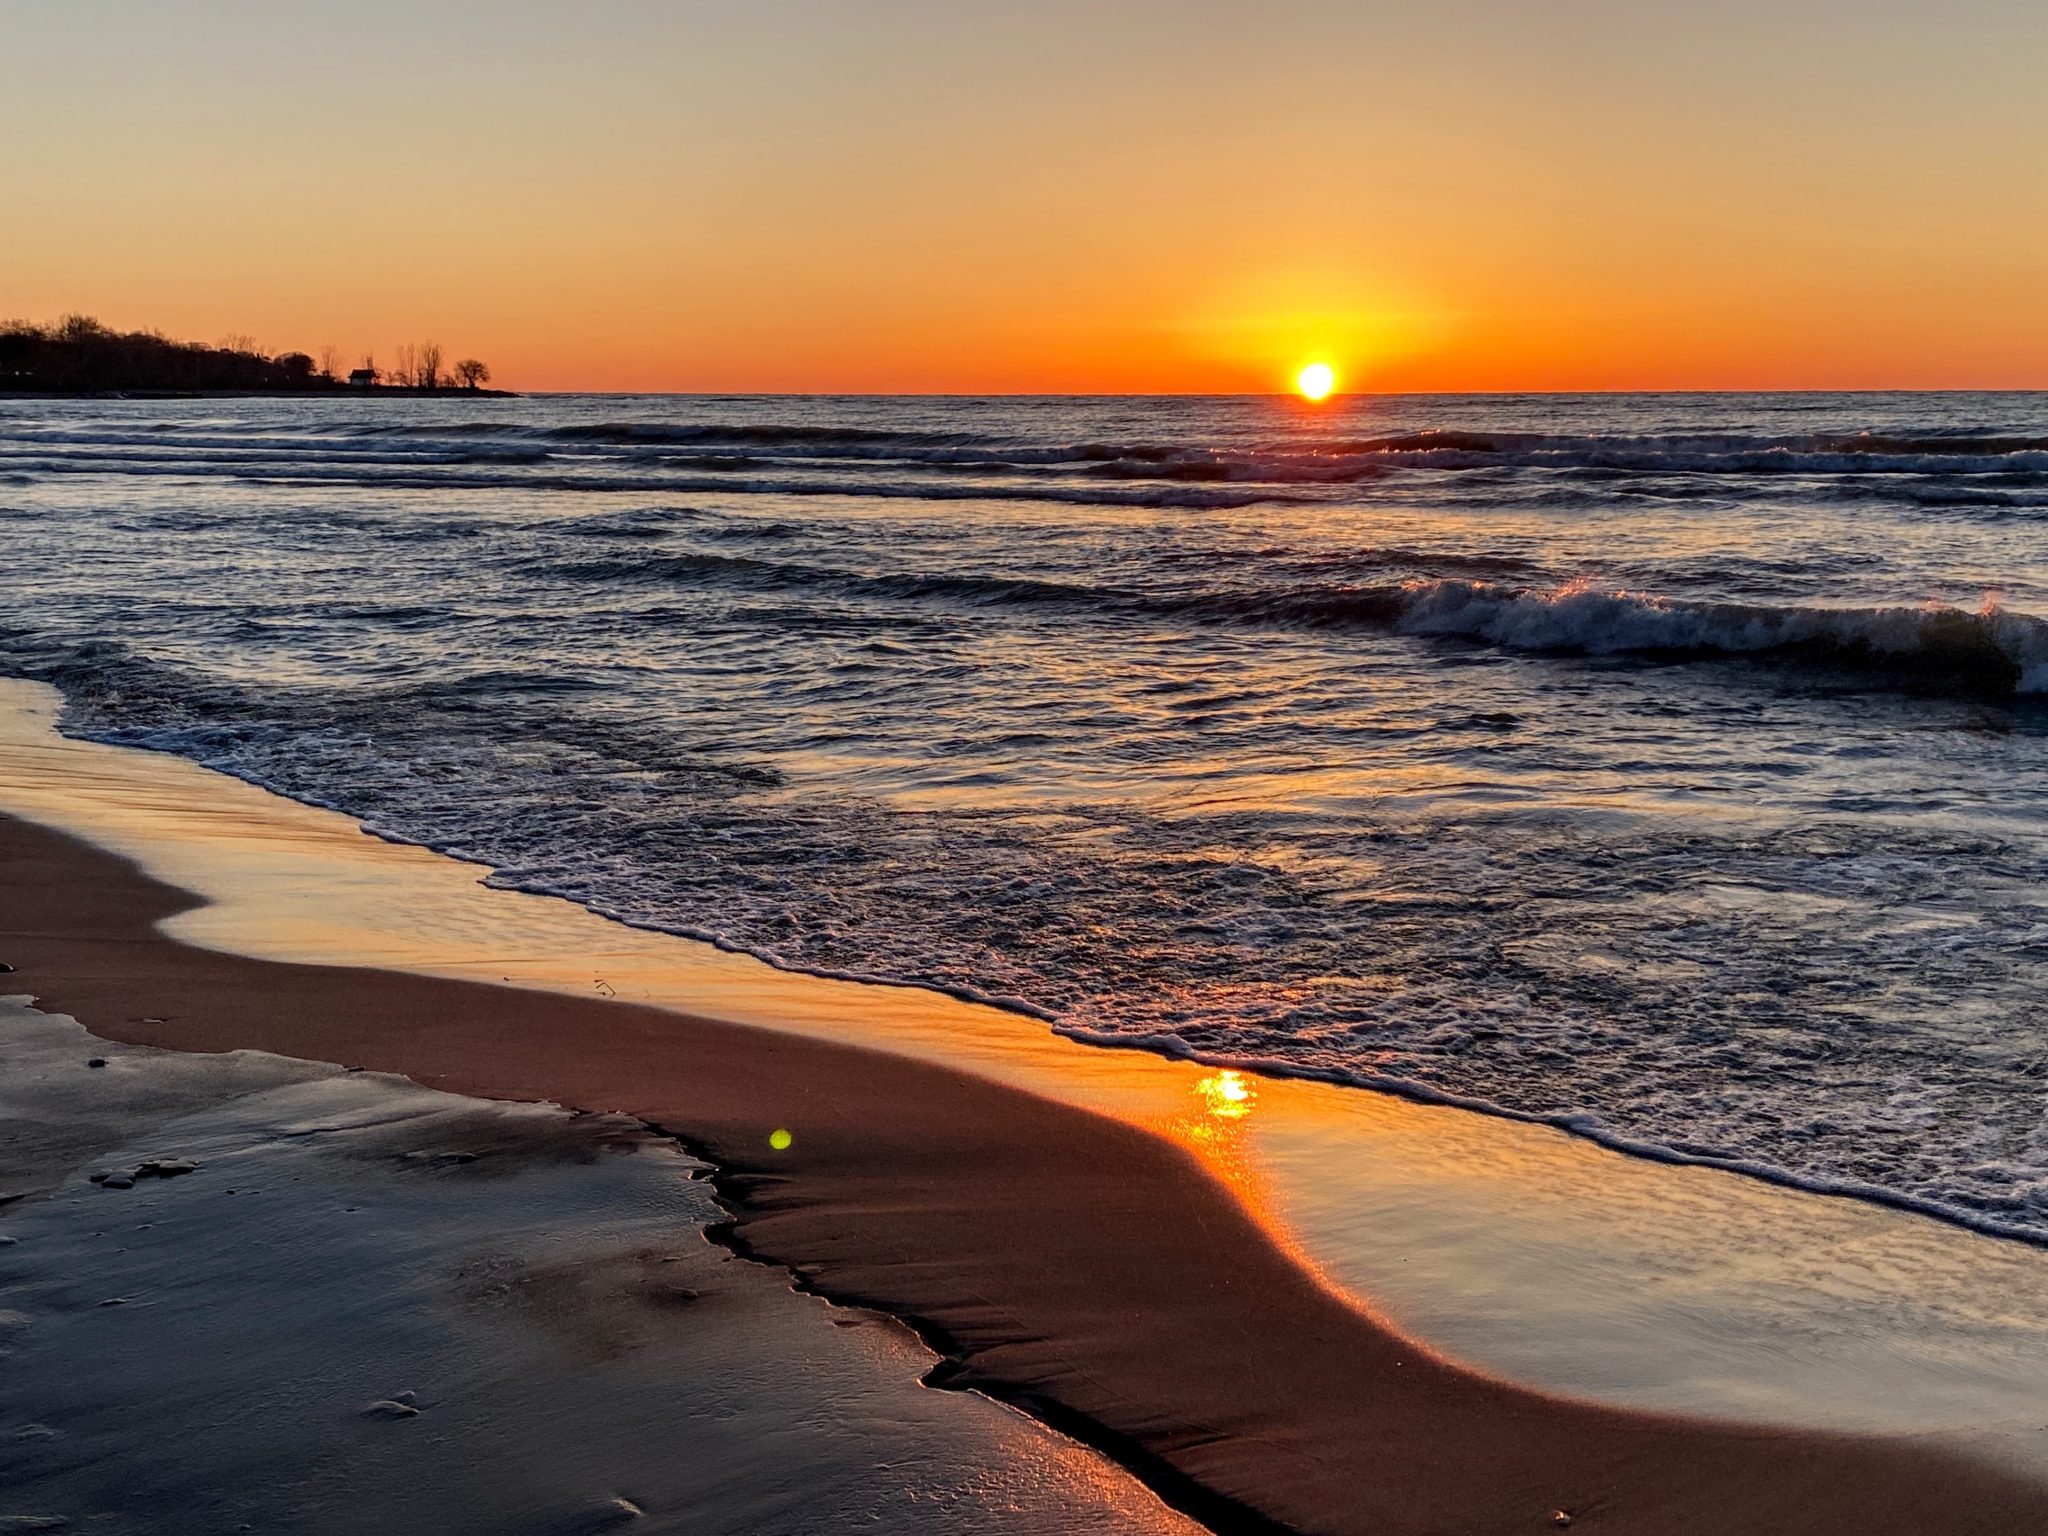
<box><xmin>1295</xmin><ymin>362</ymin><xmax>1337</xmax><ymax>401</ymax></box>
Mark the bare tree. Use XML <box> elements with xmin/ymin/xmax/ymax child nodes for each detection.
<box><xmin>393</xmin><ymin>343</ymin><xmax>417</xmax><ymax>390</ymax></box>
<box><xmin>58</xmin><ymin>314</ymin><xmax>109</xmax><ymax>342</ymax></box>
<box><xmin>218</xmin><ymin>332</ymin><xmax>262</xmax><ymax>357</ymax></box>
<box><xmin>416</xmin><ymin>339</ymin><xmax>443</xmax><ymax>391</ymax></box>
<box><xmin>452</xmin><ymin>358</ymin><xmax>490</xmax><ymax>390</ymax></box>
<box><xmin>318</xmin><ymin>344</ymin><xmax>341</xmax><ymax>382</ymax></box>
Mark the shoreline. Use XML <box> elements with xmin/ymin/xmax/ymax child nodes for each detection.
<box><xmin>2</xmin><ymin>788</ymin><xmax>2045</xmax><ymax>1526</ymax></box>
<box><xmin>0</xmin><ymin>388</ymin><xmax>521</xmax><ymax>399</ymax></box>
<box><xmin>7</xmin><ymin>679</ymin><xmax>2048</xmax><ymax>1449</ymax></box>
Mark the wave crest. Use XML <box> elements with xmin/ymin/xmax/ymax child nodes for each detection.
<box><xmin>1393</xmin><ymin>581</ymin><xmax>2048</xmax><ymax>695</ymax></box>
<box><xmin>541</xmin><ymin>540</ymin><xmax>2048</xmax><ymax>699</ymax></box>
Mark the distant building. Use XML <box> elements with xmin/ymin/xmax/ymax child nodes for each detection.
<box><xmin>347</xmin><ymin>367</ymin><xmax>377</xmax><ymax>387</ymax></box>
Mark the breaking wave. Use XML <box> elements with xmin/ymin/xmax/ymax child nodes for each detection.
<box><xmin>545</xmin><ymin>545</ymin><xmax>2048</xmax><ymax>698</ymax></box>
<box><xmin>1390</xmin><ymin>582</ymin><xmax>2048</xmax><ymax>696</ymax></box>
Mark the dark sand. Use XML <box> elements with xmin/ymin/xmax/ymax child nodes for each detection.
<box><xmin>4</xmin><ymin>811</ymin><xmax>2042</xmax><ymax>1536</ymax></box>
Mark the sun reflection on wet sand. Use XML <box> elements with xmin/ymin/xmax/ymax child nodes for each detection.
<box><xmin>1159</xmin><ymin>1070</ymin><xmax>1262</xmax><ymax>1206</ymax></box>
<box><xmin>1196</xmin><ymin>1069</ymin><xmax>1255</xmax><ymax>1118</ymax></box>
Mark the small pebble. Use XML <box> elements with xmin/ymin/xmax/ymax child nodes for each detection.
<box><xmin>361</xmin><ymin>1398</ymin><xmax>420</xmax><ymax>1420</ymax></box>
<box><xmin>101</xmin><ymin>1174</ymin><xmax>134</xmax><ymax>1190</ymax></box>
<box><xmin>1552</xmin><ymin>1513</ymin><xmax>1573</xmax><ymax>1529</ymax></box>
<box><xmin>85</xmin><ymin>1058</ymin><xmax>106</xmax><ymax>1069</ymax></box>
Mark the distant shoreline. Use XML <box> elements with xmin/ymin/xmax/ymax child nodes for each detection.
<box><xmin>0</xmin><ymin>387</ymin><xmax>519</xmax><ymax>400</ymax></box>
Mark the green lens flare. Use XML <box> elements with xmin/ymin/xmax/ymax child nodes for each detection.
<box><xmin>768</xmin><ymin>1128</ymin><xmax>792</xmax><ymax>1151</ymax></box>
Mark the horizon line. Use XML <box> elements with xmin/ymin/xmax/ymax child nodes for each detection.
<box><xmin>508</xmin><ymin>385</ymin><xmax>2048</xmax><ymax>399</ymax></box>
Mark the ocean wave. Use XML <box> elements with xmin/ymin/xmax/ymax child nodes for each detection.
<box><xmin>1162</xmin><ymin>581</ymin><xmax>2048</xmax><ymax>696</ymax></box>
<box><xmin>541</xmin><ymin>544</ymin><xmax>2048</xmax><ymax>697</ymax></box>
<box><xmin>543</xmin><ymin>421</ymin><xmax>984</xmax><ymax>449</ymax></box>
<box><xmin>1390</xmin><ymin>581</ymin><xmax>2048</xmax><ymax>696</ymax></box>
<box><xmin>0</xmin><ymin>450</ymin><xmax>1295</xmax><ymax>510</ymax></box>
<box><xmin>19</xmin><ymin>420</ymin><xmax>2048</xmax><ymax>493</ymax></box>
<box><xmin>537</xmin><ymin>425</ymin><xmax>2048</xmax><ymax>485</ymax></box>
<box><xmin>548</xmin><ymin>550</ymin><xmax>1123</xmax><ymax>610</ymax></box>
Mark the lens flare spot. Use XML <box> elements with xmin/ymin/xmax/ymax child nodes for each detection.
<box><xmin>768</xmin><ymin>1127</ymin><xmax>793</xmax><ymax>1151</ymax></box>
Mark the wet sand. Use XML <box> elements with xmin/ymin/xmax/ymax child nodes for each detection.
<box><xmin>3</xmin><ymin>808</ymin><xmax>2045</xmax><ymax>1533</ymax></box>
<box><xmin>0</xmin><ymin>1000</ymin><xmax>1195</xmax><ymax>1536</ymax></box>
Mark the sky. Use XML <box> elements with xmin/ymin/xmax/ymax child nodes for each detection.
<box><xmin>5</xmin><ymin>0</ymin><xmax>2046</xmax><ymax>393</ymax></box>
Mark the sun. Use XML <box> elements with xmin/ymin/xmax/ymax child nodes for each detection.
<box><xmin>1295</xmin><ymin>361</ymin><xmax>1336</xmax><ymax>402</ymax></box>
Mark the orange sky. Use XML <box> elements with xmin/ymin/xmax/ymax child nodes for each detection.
<box><xmin>6</xmin><ymin>1</ymin><xmax>2046</xmax><ymax>393</ymax></box>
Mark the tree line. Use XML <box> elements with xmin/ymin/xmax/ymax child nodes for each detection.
<box><xmin>0</xmin><ymin>315</ymin><xmax>497</xmax><ymax>395</ymax></box>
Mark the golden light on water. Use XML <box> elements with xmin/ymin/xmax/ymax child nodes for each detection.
<box><xmin>1295</xmin><ymin>362</ymin><xmax>1337</xmax><ymax>401</ymax></box>
<box><xmin>1196</xmin><ymin>1069</ymin><xmax>1256</xmax><ymax>1120</ymax></box>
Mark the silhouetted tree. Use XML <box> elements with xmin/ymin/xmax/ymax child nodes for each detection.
<box><xmin>0</xmin><ymin>317</ymin><xmax>507</xmax><ymax>395</ymax></box>
<box><xmin>0</xmin><ymin>317</ymin><xmax>340</xmax><ymax>392</ymax></box>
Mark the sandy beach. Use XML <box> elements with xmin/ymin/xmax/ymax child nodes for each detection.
<box><xmin>3</xmin><ymin>686</ymin><xmax>2046</xmax><ymax>1534</ymax></box>
<box><xmin>0</xmin><ymin>1000</ymin><xmax>1192</xmax><ymax>1536</ymax></box>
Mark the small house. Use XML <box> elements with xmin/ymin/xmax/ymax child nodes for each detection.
<box><xmin>347</xmin><ymin>367</ymin><xmax>377</xmax><ymax>387</ymax></box>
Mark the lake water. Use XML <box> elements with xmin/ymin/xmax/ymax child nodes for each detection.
<box><xmin>5</xmin><ymin>390</ymin><xmax>2047</xmax><ymax>1237</ymax></box>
